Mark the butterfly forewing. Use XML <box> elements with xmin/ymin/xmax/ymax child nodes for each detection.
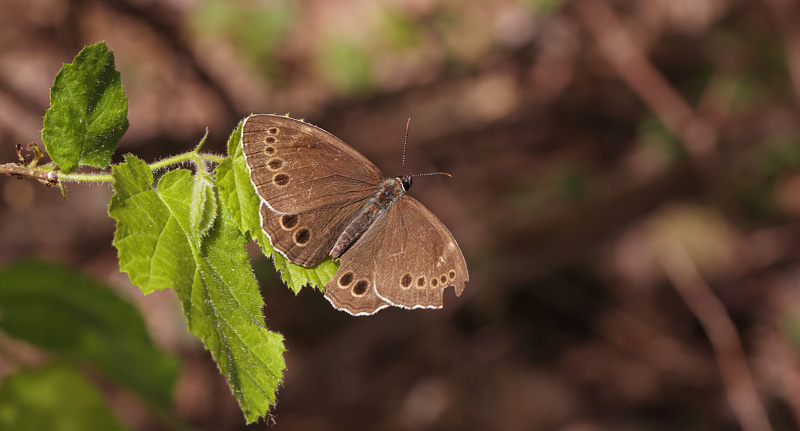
<box><xmin>242</xmin><ymin>115</ymin><xmax>384</xmax><ymax>214</ymax></box>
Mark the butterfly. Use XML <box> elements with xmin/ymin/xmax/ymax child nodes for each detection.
<box><xmin>241</xmin><ymin>114</ymin><xmax>468</xmax><ymax>315</ymax></box>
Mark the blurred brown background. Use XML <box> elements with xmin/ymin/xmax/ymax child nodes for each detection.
<box><xmin>2</xmin><ymin>0</ymin><xmax>800</xmax><ymax>430</ymax></box>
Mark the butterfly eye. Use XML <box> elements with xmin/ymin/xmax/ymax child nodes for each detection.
<box><xmin>400</xmin><ymin>176</ymin><xmax>412</xmax><ymax>191</ymax></box>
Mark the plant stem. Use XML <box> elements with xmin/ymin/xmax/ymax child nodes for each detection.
<box><xmin>149</xmin><ymin>153</ymin><xmax>189</xmax><ymax>171</ymax></box>
<box><xmin>5</xmin><ymin>152</ymin><xmax>228</xmax><ymax>185</ymax></box>
<box><xmin>0</xmin><ymin>163</ymin><xmax>58</xmax><ymax>186</ymax></box>
<box><xmin>149</xmin><ymin>153</ymin><xmax>225</xmax><ymax>171</ymax></box>
<box><xmin>58</xmin><ymin>172</ymin><xmax>114</xmax><ymax>183</ymax></box>
<box><xmin>201</xmin><ymin>154</ymin><xmax>226</xmax><ymax>164</ymax></box>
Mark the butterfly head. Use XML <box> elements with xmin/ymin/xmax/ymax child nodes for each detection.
<box><xmin>397</xmin><ymin>172</ymin><xmax>452</xmax><ymax>193</ymax></box>
<box><xmin>399</xmin><ymin>175</ymin><xmax>413</xmax><ymax>192</ymax></box>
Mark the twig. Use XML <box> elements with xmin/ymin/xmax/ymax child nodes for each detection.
<box><xmin>657</xmin><ymin>239</ymin><xmax>773</xmax><ymax>431</ymax></box>
<box><xmin>0</xmin><ymin>163</ymin><xmax>57</xmax><ymax>186</ymax></box>
<box><xmin>762</xmin><ymin>328</ymin><xmax>800</xmax><ymax>428</ymax></box>
<box><xmin>763</xmin><ymin>0</ymin><xmax>800</xmax><ymax>111</ymax></box>
<box><xmin>1</xmin><ymin>150</ymin><xmax>226</xmax><ymax>187</ymax></box>
<box><xmin>104</xmin><ymin>0</ymin><xmax>239</xmax><ymax>125</ymax></box>
<box><xmin>572</xmin><ymin>0</ymin><xmax>718</xmax><ymax>158</ymax></box>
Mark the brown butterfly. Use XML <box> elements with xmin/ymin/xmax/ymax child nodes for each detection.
<box><xmin>241</xmin><ymin>114</ymin><xmax>468</xmax><ymax>315</ymax></box>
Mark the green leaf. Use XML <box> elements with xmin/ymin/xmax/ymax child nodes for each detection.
<box><xmin>216</xmin><ymin>118</ymin><xmax>338</xmax><ymax>294</ymax></box>
<box><xmin>0</xmin><ymin>364</ymin><xmax>128</xmax><ymax>431</ymax></box>
<box><xmin>216</xmin><ymin>121</ymin><xmax>270</xmax><ymax>252</ymax></box>
<box><xmin>109</xmin><ymin>155</ymin><xmax>285</xmax><ymax>423</ymax></box>
<box><xmin>272</xmin><ymin>253</ymin><xmax>338</xmax><ymax>294</ymax></box>
<box><xmin>190</xmin><ymin>169</ymin><xmax>218</xmax><ymax>242</ymax></box>
<box><xmin>109</xmin><ymin>156</ymin><xmax>194</xmax><ymax>294</ymax></box>
<box><xmin>42</xmin><ymin>41</ymin><xmax>129</xmax><ymax>173</ymax></box>
<box><xmin>0</xmin><ymin>259</ymin><xmax>178</xmax><ymax>410</ymax></box>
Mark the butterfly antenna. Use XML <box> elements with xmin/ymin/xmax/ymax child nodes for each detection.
<box><xmin>401</xmin><ymin>119</ymin><xmax>453</xmax><ymax>179</ymax></box>
<box><xmin>409</xmin><ymin>171</ymin><xmax>453</xmax><ymax>178</ymax></box>
<box><xmin>401</xmin><ymin>118</ymin><xmax>411</xmax><ymax>175</ymax></box>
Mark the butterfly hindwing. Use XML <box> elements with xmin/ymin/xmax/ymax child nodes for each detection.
<box><xmin>373</xmin><ymin>197</ymin><xmax>468</xmax><ymax>309</ymax></box>
<box><xmin>259</xmin><ymin>195</ymin><xmax>372</xmax><ymax>267</ymax></box>
<box><xmin>242</xmin><ymin>115</ymin><xmax>383</xmax><ymax>214</ymax></box>
<box><xmin>324</xmin><ymin>196</ymin><xmax>468</xmax><ymax>314</ymax></box>
<box><xmin>322</xmin><ymin>199</ymin><xmax>396</xmax><ymax>315</ymax></box>
<box><xmin>323</xmin><ymin>270</ymin><xmax>391</xmax><ymax>316</ymax></box>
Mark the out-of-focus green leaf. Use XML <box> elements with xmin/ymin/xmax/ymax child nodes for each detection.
<box><xmin>523</xmin><ymin>0</ymin><xmax>564</xmax><ymax>14</ymax></box>
<box><xmin>0</xmin><ymin>259</ymin><xmax>178</xmax><ymax>409</ymax></box>
<box><xmin>316</xmin><ymin>37</ymin><xmax>375</xmax><ymax>96</ymax></box>
<box><xmin>380</xmin><ymin>10</ymin><xmax>423</xmax><ymax>51</ymax></box>
<box><xmin>191</xmin><ymin>0</ymin><xmax>295</xmax><ymax>78</ymax></box>
<box><xmin>0</xmin><ymin>364</ymin><xmax>128</xmax><ymax>431</ymax></box>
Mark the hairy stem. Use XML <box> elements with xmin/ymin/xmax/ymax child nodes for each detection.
<box><xmin>1</xmin><ymin>153</ymin><xmax>227</xmax><ymax>185</ymax></box>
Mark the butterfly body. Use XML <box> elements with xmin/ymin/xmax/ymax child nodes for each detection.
<box><xmin>331</xmin><ymin>177</ymin><xmax>407</xmax><ymax>258</ymax></box>
<box><xmin>241</xmin><ymin>114</ymin><xmax>468</xmax><ymax>316</ymax></box>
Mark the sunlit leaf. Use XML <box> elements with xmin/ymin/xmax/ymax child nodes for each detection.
<box><xmin>41</xmin><ymin>41</ymin><xmax>128</xmax><ymax>172</ymax></box>
<box><xmin>109</xmin><ymin>155</ymin><xmax>285</xmax><ymax>423</ymax></box>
